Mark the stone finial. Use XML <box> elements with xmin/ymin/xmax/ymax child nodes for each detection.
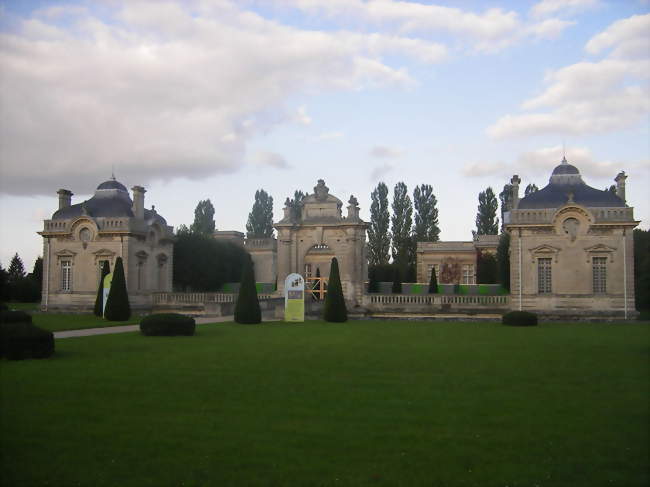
<box><xmin>348</xmin><ymin>195</ymin><xmax>358</xmax><ymax>206</ymax></box>
<box><xmin>81</xmin><ymin>201</ymin><xmax>89</xmax><ymax>215</ymax></box>
<box><xmin>510</xmin><ymin>175</ymin><xmax>521</xmax><ymax>209</ymax></box>
<box><xmin>314</xmin><ymin>179</ymin><xmax>329</xmax><ymax>202</ymax></box>
<box><xmin>615</xmin><ymin>171</ymin><xmax>627</xmax><ymax>203</ymax></box>
<box><xmin>347</xmin><ymin>195</ymin><xmax>360</xmax><ymax>220</ymax></box>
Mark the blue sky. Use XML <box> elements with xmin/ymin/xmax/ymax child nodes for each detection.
<box><xmin>0</xmin><ymin>0</ymin><xmax>648</xmax><ymax>271</ymax></box>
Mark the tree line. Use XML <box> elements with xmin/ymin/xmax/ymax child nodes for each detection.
<box><xmin>0</xmin><ymin>254</ymin><xmax>42</xmax><ymax>303</ymax></box>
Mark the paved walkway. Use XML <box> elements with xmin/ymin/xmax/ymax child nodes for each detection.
<box><xmin>53</xmin><ymin>316</ymin><xmax>234</xmax><ymax>339</ymax></box>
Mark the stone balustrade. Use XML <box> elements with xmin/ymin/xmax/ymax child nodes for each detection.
<box><xmin>507</xmin><ymin>207</ymin><xmax>634</xmax><ymax>225</ymax></box>
<box><xmin>363</xmin><ymin>293</ymin><xmax>510</xmax><ymax>313</ymax></box>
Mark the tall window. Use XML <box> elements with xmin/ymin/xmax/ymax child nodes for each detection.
<box><xmin>304</xmin><ymin>264</ymin><xmax>312</xmax><ymax>279</ymax></box>
<box><xmin>593</xmin><ymin>257</ymin><xmax>607</xmax><ymax>294</ymax></box>
<box><xmin>462</xmin><ymin>264</ymin><xmax>474</xmax><ymax>284</ymax></box>
<box><xmin>137</xmin><ymin>261</ymin><xmax>145</xmax><ymax>291</ymax></box>
<box><xmin>61</xmin><ymin>260</ymin><xmax>72</xmax><ymax>291</ymax></box>
<box><xmin>537</xmin><ymin>258</ymin><xmax>552</xmax><ymax>294</ymax></box>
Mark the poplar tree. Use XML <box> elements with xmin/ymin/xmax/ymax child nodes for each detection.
<box><xmin>391</xmin><ymin>182</ymin><xmax>414</xmax><ymax>269</ymax></box>
<box><xmin>475</xmin><ymin>187</ymin><xmax>499</xmax><ymax>236</ymax></box>
<box><xmin>246</xmin><ymin>189</ymin><xmax>274</xmax><ymax>238</ymax></box>
<box><xmin>190</xmin><ymin>199</ymin><xmax>216</xmax><ymax>236</ymax></box>
<box><xmin>499</xmin><ymin>184</ymin><xmax>513</xmax><ymax>232</ymax></box>
<box><xmin>413</xmin><ymin>184</ymin><xmax>440</xmax><ymax>242</ymax></box>
<box><xmin>367</xmin><ymin>182</ymin><xmax>390</xmax><ymax>266</ymax></box>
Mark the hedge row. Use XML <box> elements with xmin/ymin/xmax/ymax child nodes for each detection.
<box><xmin>502</xmin><ymin>311</ymin><xmax>538</xmax><ymax>326</ymax></box>
<box><xmin>0</xmin><ymin>311</ymin><xmax>54</xmax><ymax>360</ymax></box>
<box><xmin>140</xmin><ymin>313</ymin><xmax>196</xmax><ymax>336</ymax></box>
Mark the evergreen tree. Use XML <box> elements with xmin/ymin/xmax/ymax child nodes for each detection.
<box><xmin>286</xmin><ymin>190</ymin><xmax>307</xmax><ymax>221</ymax></box>
<box><xmin>475</xmin><ymin>187</ymin><xmax>499</xmax><ymax>236</ymax></box>
<box><xmin>499</xmin><ymin>184</ymin><xmax>513</xmax><ymax>232</ymax></box>
<box><xmin>367</xmin><ymin>182</ymin><xmax>391</xmax><ymax>266</ymax></box>
<box><xmin>413</xmin><ymin>184</ymin><xmax>440</xmax><ymax>242</ymax></box>
<box><xmin>391</xmin><ymin>266</ymin><xmax>402</xmax><ymax>294</ymax></box>
<box><xmin>0</xmin><ymin>263</ymin><xmax>7</xmax><ymax>301</ymax></box>
<box><xmin>391</xmin><ymin>182</ymin><xmax>414</xmax><ymax>270</ymax></box>
<box><xmin>525</xmin><ymin>183</ymin><xmax>539</xmax><ymax>196</ymax></box>
<box><xmin>31</xmin><ymin>257</ymin><xmax>43</xmax><ymax>284</ymax></box>
<box><xmin>476</xmin><ymin>251</ymin><xmax>498</xmax><ymax>284</ymax></box>
<box><xmin>94</xmin><ymin>261</ymin><xmax>110</xmax><ymax>317</ymax></box>
<box><xmin>497</xmin><ymin>233</ymin><xmax>511</xmax><ymax>291</ymax></box>
<box><xmin>190</xmin><ymin>199</ymin><xmax>216</xmax><ymax>236</ymax></box>
<box><xmin>367</xmin><ymin>266</ymin><xmax>379</xmax><ymax>293</ymax></box>
<box><xmin>104</xmin><ymin>257</ymin><xmax>131</xmax><ymax>321</ymax></box>
<box><xmin>428</xmin><ymin>266</ymin><xmax>438</xmax><ymax>294</ymax></box>
<box><xmin>634</xmin><ymin>229</ymin><xmax>650</xmax><ymax>311</ymax></box>
<box><xmin>8</xmin><ymin>253</ymin><xmax>25</xmax><ymax>284</ymax></box>
<box><xmin>246</xmin><ymin>189</ymin><xmax>274</xmax><ymax>238</ymax></box>
<box><xmin>234</xmin><ymin>257</ymin><xmax>261</xmax><ymax>324</ymax></box>
<box><xmin>323</xmin><ymin>257</ymin><xmax>347</xmax><ymax>322</ymax></box>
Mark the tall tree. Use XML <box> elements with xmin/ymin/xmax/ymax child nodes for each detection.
<box><xmin>8</xmin><ymin>253</ymin><xmax>25</xmax><ymax>284</ymax></box>
<box><xmin>30</xmin><ymin>257</ymin><xmax>43</xmax><ymax>284</ymax></box>
<box><xmin>190</xmin><ymin>199</ymin><xmax>216</xmax><ymax>236</ymax></box>
<box><xmin>391</xmin><ymin>182</ymin><xmax>414</xmax><ymax>269</ymax></box>
<box><xmin>367</xmin><ymin>182</ymin><xmax>391</xmax><ymax>266</ymax></box>
<box><xmin>323</xmin><ymin>258</ymin><xmax>347</xmax><ymax>322</ymax></box>
<box><xmin>634</xmin><ymin>229</ymin><xmax>649</xmax><ymax>311</ymax></box>
<box><xmin>475</xmin><ymin>187</ymin><xmax>499</xmax><ymax>236</ymax></box>
<box><xmin>234</xmin><ymin>257</ymin><xmax>261</xmax><ymax>324</ymax></box>
<box><xmin>499</xmin><ymin>184</ymin><xmax>513</xmax><ymax>232</ymax></box>
<box><xmin>497</xmin><ymin>233</ymin><xmax>510</xmax><ymax>291</ymax></box>
<box><xmin>525</xmin><ymin>183</ymin><xmax>539</xmax><ymax>196</ymax></box>
<box><xmin>413</xmin><ymin>184</ymin><xmax>440</xmax><ymax>242</ymax></box>
<box><xmin>0</xmin><ymin>263</ymin><xmax>7</xmax><ymax>301</ymax></box>
<box><xmin>104</xmin><ymin>257</ymin><xmax>131</xmax><ymax>321</ymax></box>
<box><xmin>286</xmin><ymin>190</ymin><xmax>307</xmax><ymax>221</ymax></box>
<box><xmin>246</xmin><ymin>189</ymin><xmax>274</xmax><ymax>238</ymax></box>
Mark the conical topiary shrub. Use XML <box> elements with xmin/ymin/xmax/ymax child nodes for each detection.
<box><xmin>94</xmin><ymin>261</ymin><xmax>110</xmax><ymax>316</ymax></box>
<box><xmin>234</xmin><ymin>257</ymin><xmax>261</xmax><ymax>324</ymax></box>
<box><xmin>391</xmin><ymin>266</ymin><xmax>402</xmax><ymax>294</ymax></box>
<box><xmin>323</xmin><ymin>257</ymin><xmax>347</xmax><ymax>322</ymax></box>
<box><xmin>428</xmin><ymin>266</ymin><xmax>438</xmax><ymax>294</ymax></box>
<box><xmin>104</xmin><ymin>257</ymin><xmax>131</xmax><ymax>321</ymax></box>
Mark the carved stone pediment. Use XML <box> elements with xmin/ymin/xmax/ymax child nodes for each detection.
<box><xmin>529</xmin><ymin>244</ymin><xmax>561</xmax><ymax>263</ymax></box>
<box><xmin>135</xmin><ymin>250</ymin><xmax>149</xmax><ymax>260</ymax></box>
<box><xmin>584</xmin><ymin>244</ymin><xmax>616</xmax><ymax>263</ymax></box>
<box><xmin>55</xmin><ymin>249</ymin><xmax>77</xmax><ymax>262</ymax></box>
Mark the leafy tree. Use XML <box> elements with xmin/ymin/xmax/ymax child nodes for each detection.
<box><xmin>475</xmin><ymin>187</ymin><xmax>499</xmax><ymax>236</ymax></box>
<box><xmin>367</xmin><ymin>266</ymin><xmax>379</xmax><ymax>293</ymax></box>
<box><xmin>94</xmin><ymin>261</ymin><xmax>110</xmax><ymax>317</ymax></box>
<box><xmin>246</xmin><ymin>189</ymin><xmax>274</xmax><ymax>238</ymax></box>
<box><xmin>367</xmin><ymin>182</ymin><xmax>391</xmax><ymax>266</ymax></box>
<box><xmin>499</xmin><ymin>184</ymin><xmax>513</xmax><ymax>232</ymax></box>
<box><xmin>190</xmin><ymin>199</ymin><xmax>216</xmax><ymax>236</ymax></box>
<box><xmin>413</xmin><ymin>184</ymin><xmax>440</xmax><ymax>243</ymax></box>
<box><xmin>8</xmin><ymin>253</ymin><xmax>25</xmax><ymax>284</ymax></box>
<box><xmin>634</xmin><ymin>229</ymin><xmax>650</xmax><ymax>311</ymax></box>
<box><xmin>391</xmin><ymin>267</ymin><xmax>402</xmax><ymax>294</ymax></box>
<box><xmin>173</xmin><ymin>232</ymin><xmax>248</xmax><ymax>291</ymax></box>
<box><xmin>524</xmin><ymin>183</ymin><xmax>539</xmax><ymax>196</ymax></box>
<box><xmin>176</xmin><ymin>224</ymin><xmax>190</xmax><ymax>235</ymax></box>
<box><xmin>287</xmin><ymin>190</ymin><xmax>307</xmax><ymax>221</ymax></box>
<box><xmin>476</xmin><ymin>251</ymin><xmax>498</xmax><ymax>284</ymax></box>
<box><xmin>0</xmin><ymin>263</ymin><xmax>7</xmax><ymax>301</ymax></box>
<box><xmin>323</xmin><ymin>257</ymin><xmax>347</xmax><ymax>322</ymax></box>
<box><xmin>497</xmin><ymin>233</ymin><xmax>511</xmax><ymax>292</ymax></box>
<box><xmin>104</xmin><ymin>257</ymin><xmax>131</xmax><ymax>321</ymax></box>
<box><xmin>428</xmin><ymin>266</ymin><xmax>438</xmax><ymax>294</ymax></box>
<box><xmin>30</xmin><ymin>257</ymin><xmax>43</xmax><ymax>284</ymax></box>
<box><xmin>391</xmin><ymin>182</ymin><xmax>414</xmax><ymax>270</ymax></box>
<box><xmin>234</xmin><ymin>257</ymin><xmax>261</xmax><ymax>324</ymax></box>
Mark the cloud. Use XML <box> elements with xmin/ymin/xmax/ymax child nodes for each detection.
<box><xmin>370</xmin><ymin>162</ymin><xmax>394</xmax><ymax>181</ymax></box>
<box><xmin>531</xmin><ymin>0</ymin><xmax>600</xmax><ymax>18</ymax></box>
<box><xmin>252</xmin><ymin>151</ymin><xmax>291</xmax><ymax>169</ymax></box>
<box><xmin>0</xmin><ymin>0</ymin><xmax>446</xmax><ymax>195</ymax></box>
<box><xmin>462</xmin><ymin>145</ymin><xmax>642</xmax><ymax>183</ymax></box>
<box><xmin>487</xmin><ymin>13</ymin><xmax>650</xmax><ymax>138</ymax></box>
<box><xmin>369</xmin><ymin>145</ymin><xmax>402</xmax><ymax>158</ymax></box>
<box><xmin>315</xmin><ymin>131</ymin><xmax>344</xmax><ymax>140</ymax></box>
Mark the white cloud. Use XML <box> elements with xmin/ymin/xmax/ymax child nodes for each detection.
<box><xmin>370</xmin><ymin>162</ymin><xmax>394</xmax><ymax>181</ymax></box>
<box><xmin>315</xmin><ymin>131</ymin><xmax>344</xmax><ymax>140</ymax></box>
<box><xmin>487</xmin><ymin>13</ymin><xmax>650</xmax><ymax>138</ymax></box>
<box><xmin>531</xmin><ymin>0</ymin><xmax>600</xmax><ymax>18</ymax></box>
<box><xmin>0</xmin><ymin>0</ymin><xmax>445</xmax><ymax>195</ymax></box>
<box><xmin>369</xmin><ymin>145</ymin><xmax>403</xmax><ymax>158</ymax></box>
<box><xmin>253</xmin><ymin>151</ymin><xmax>291</xmax><ymax>169</ymax></box>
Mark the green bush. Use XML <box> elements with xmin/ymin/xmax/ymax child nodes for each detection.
<box><xmin>140</xmin><ymin>313</ymin><xmax>196</xmax><ymax>336</ymax></box>
<box><xmin>323</xmin><ymin>258</ymin><xmax>347</xmax><ymax>322</ymax></box>
<box><xmin>104</xmin><ymin>257</ymin><xmax>131</xmax><ymax>321</ymax></box>
<box><xmin>234</xmin><ymin>257</ymin><xmax>261</xmax><ymax>324</ymax></box>
<box><xmin>502</xmin><ymin>311</ymin><xmax>538</xmax><ymax>327</ymax></box>
<box><xmin>428</xmin><ymin>267</ymin><xmax>438</xmax><ymax>294</ymax></box>
<box><xmin>391</xmin><ymin>267</ymin><xmax>402</xmax><ymax>294</ymax></box>
<box><xmin>1</xmin><ymin>311</ymin><xmax>54</xmax><ymax>360</ymax></box>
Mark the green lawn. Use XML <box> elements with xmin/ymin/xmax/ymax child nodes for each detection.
<box><xmin>1</xmin><ymin>320</ymin><xmax>648</xmax><ymax>486</ymax></box>
<box><xmin>30</xmin><ymin>312</ymin><xmax>139</xmax><ymax>332</ymax></box>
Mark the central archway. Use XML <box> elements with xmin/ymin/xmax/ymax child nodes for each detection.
<box><xmin>304</xmin><ymin>244</ymin><xmax>334</xmax><ymax>300</ymax></box>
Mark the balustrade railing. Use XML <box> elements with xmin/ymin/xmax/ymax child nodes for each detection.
<box><xmin>152</xmin><ymin>292</ymin><xmax>277</xmax><ymax>305</ymax></box>
<box><xmin>365</xmin><ymin>294</ymin><xmax>509</xmax><ymax>307</ymax></box>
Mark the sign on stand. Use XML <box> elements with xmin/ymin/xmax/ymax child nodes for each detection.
<box><xmin>102</xmin><ymin>272</ymin><xmax>113</xmax><ymax>316</ymax></box>
<box><xmin>284</xmin><ymin>273</ymin><xmax>305</xmax><ymax>322</ymax></box>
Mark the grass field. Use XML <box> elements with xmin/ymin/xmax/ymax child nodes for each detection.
<box><xmin>1</xmin><ymin>320</ymin><xmax>648</xmax><ymax>486</ymax></box>
<box><xmin>30</xmin><ymin>312</ymin><xmax>140</xmax><ymax>332</ymax></box>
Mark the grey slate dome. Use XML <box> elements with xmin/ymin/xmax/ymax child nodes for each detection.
<box><xmin>518</xmin><ymin>158</ymin><xmax>625</xmax><ymax>209</ymax></box>
<box><xmin>52</xmin><ymin>177</ymin><xmax>134</xmax><ymax>220</ymax></box>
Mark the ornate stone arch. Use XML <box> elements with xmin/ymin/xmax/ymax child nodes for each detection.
<box><xmin>552</xmin><ymin>205</ymin><xmax>593</xmax><ymax>242</ymax></box>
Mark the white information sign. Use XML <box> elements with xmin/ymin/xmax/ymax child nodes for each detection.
<box><xmin>284</xmin><ymin>273</ymin><xmax>305</xmax><ymax>322</ymax></box>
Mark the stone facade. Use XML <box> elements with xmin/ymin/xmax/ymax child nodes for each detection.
<box><xmin>39</xmin><ymin>179</ymin><xmax>174</xmax><ymax>311</ymax></box>
<box><xmin>416</xmin><ymin>235</ymin><xmax>499</xmax><ymax>284</ymax></box>
<box><xmin>505</xmin><ymin>159</ymin><xmax>638</xmax><ymax>318</ymax></box>
<box><xmin>274</xmin><ymin>180</ymin><xmax>368</xmax><ymax>306</ymax></box>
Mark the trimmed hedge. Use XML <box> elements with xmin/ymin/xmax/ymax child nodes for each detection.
<box><xmin>0</xmin><ymin>311</ymin><xmax>54</xmax><ymax>360</ymax></box>
<box><xmin>502</xmin><ymin>311</ymin><xmax>538</xmax><ymax>327</ymax></box>
<box><xmin>140</xmin><ymin>313</ymin><xmax>196</xmax><ymax>336</ymax></box>
<box><xmin>234</xmin><ymin>257</ymin><xmax>261</xmax><ymax>324</ymax></box>
<box><xmin>105</xmin><ymin>257</ymin><xmax>131</xmax><ymax>321</ymax></box>
<box><xmin>323</xmin><ymin>257</ymin><xmax>347</xmax><ymax>322</ymax></box>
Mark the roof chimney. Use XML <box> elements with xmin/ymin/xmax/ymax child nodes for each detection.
<box><xmin>615</xmin><ymin>171</ymin><xmax>627</xmax><ymax>203</ymax></box>
<box><xmin>510</xmin><ymin>175</ymin><xmax>521</xmax><ymax>209</ymax></box>
<box><xmin>132</xmin><ymin>186</ymin><xmax>146</xmax><ymax>219</ymax></box>
<box><xmin>57</xmin><ymin>189</ymin><xmax>73</xmax><ymax>210</ymax></box>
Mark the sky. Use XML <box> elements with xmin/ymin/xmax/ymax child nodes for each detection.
<box><xmin>0</xmin><ymin>0</ymin><xmax>648</xmax><ymax>271</ymax></box>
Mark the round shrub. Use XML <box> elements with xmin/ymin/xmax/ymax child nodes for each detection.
<box><xmin>0</xmin><ymin>310</ymin><xmax>33</xmax><ymax>324</ymax></box>
<box><xmin>140</xmin><ymin>313</ymin><xmax>196</xmax><ymax>336</ymax></box>
<box><xmin>502</xmin><ymin>311</ymin><xmax>538</xmax><ymax>327</ymax></box>
<box><xmin>0</xmin><ymin>321</ymin><xmax>54</xmax><ymax>360</ymax></box>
